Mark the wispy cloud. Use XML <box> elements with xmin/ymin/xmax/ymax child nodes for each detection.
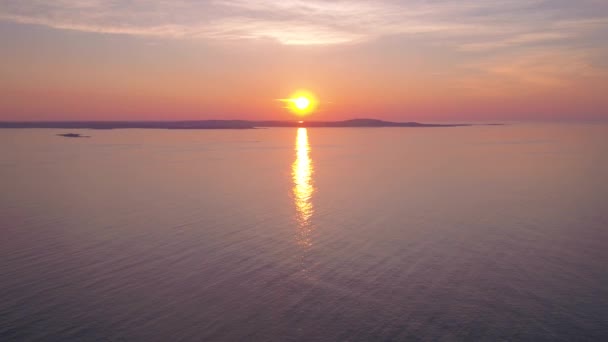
<box><xmin>1</xmin><ymin>0</ymin><xmax>606</xmax><ymax>47</ymax></box>
<box><xmin>1</xmin><ymin>0</ymin><xmax>607</xmax><ymax>95</ymax></box>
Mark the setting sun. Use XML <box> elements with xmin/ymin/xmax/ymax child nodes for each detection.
<box><xmin>295</xmin><ymin>97</ymin><xmax>310</xmax><ymax>110</ymax></box>
<box><xmin>280</xmin><ymin>90</ymin><xmax>318</xmax><ymax>116</ymax></box>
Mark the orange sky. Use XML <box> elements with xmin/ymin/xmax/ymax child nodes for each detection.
<box><xmin>1</xmin><ymin>1</ymin><xmax>607</xmax><ymax>122</ymax></box>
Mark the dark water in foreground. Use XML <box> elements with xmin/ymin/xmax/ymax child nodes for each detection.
<box><xmin>1</xmin><ymin>124</ymin><xmax>607</xmax><ymax>341</ymax></box>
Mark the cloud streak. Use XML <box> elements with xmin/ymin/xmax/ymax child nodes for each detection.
<box><xmin>1</xmin><ymin>0</ymin><xmax>606</xmax><ymax>47</ymax></box>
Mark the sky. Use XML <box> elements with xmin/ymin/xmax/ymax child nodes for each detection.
<box><xmin>1</xmin><ymin>0</ymin><xmax>607</xmax><ymax>122</ymax></box>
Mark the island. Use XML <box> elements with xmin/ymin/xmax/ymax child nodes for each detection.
<box><xmin>0</xmin><ymin>119</ymin><xmax>493</xmax><ymax>130</ymax></box>
<box><xmin>57</xmin><ymin>133</ymin><xmax>90</xmax><ymax>138</ymax></box>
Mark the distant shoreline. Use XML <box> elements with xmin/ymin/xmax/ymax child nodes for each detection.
<box><xmin>0</xmin><ymin>119</ymin><xmax>501</xmax><ymax>130</ymax></box>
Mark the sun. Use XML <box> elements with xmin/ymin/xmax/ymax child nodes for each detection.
<box><xmin>295</xmin><ymin>97</ymin><xmax>310</xmax><ymax>110</ymax></box>
<box><xmin>279</xmin><ymin>90</ymin><xmax>318</xmax><ymax>116</ymax></box>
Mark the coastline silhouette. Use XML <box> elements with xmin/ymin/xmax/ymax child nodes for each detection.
<box><xmin>0</xmin><ymin>119</ymin><xmax>488</xmax><ymax>130</ymax></box>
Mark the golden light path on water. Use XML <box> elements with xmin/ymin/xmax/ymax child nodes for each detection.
<box><xmin>292</xmin><ymin>127</ymin><xmax>314</xmax><ymax>251</ymax></box>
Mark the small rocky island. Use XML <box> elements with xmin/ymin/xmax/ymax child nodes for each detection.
<box><xmin>57</xmin><ymin>133</ymin><xmax>90</xmax><ymax>138</ymax></box>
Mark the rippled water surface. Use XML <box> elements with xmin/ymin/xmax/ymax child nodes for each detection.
<box><xmin>1</xmin><ymin>124</ymin><xmax>607</xmax><ymax>341</ymax></box>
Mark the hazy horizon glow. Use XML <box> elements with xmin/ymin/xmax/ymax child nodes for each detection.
<box><xmin>1</xmin><ymin>0</ymin><xmax>607</xmax><ymax>121</ymax></box>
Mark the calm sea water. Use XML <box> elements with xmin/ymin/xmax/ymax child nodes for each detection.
<box><xmin>1</xmin><ymin>124</ymin><xmax>607</xmax><ymax>341</ymax></box>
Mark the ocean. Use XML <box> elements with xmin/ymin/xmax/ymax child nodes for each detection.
<box><xmin>1</xmin><ymin>124</ymin><xmax>607</xmax><ymax>341</ymax></box>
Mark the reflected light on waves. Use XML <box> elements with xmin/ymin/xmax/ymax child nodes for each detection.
<box><xmin>292</xmin><ymin>127</ymin><xmax>314</xmax><ymax>249</ymax></box>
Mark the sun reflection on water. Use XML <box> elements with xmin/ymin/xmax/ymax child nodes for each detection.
<box><xmin>292</xmin><ymin>127</ymin><xmax>314</xmax><ymax>251</ymax></box>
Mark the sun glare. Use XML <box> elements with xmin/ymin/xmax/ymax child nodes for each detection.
<box><xmin>295</xmin><ymin>97</ymin><xmax>310</xmax><ymax>110</ymax></box>
<box><xmin>280</xmin><ymin>90</ymin><xmax>318</xmax><ymax>116</ymax></box>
